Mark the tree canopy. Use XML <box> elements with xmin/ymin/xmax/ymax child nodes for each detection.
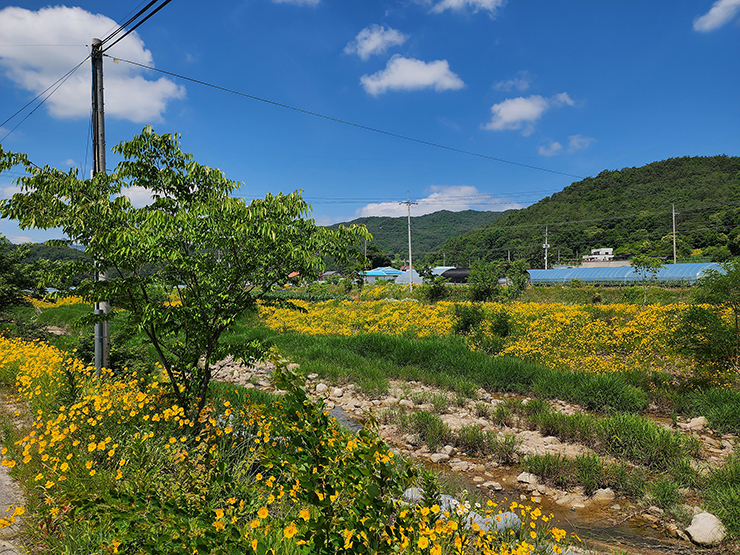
<box><xmin>0</xmin><ymin>127</ymin><xmax>369</xmax><ymax>419</ymax></box>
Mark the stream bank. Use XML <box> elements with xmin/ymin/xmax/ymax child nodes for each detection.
<box><xmin>213</xmin><ymin>357</ymin><xmax>737</xmax><ymax>554</ymax></box>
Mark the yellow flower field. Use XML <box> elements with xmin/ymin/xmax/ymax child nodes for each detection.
<box><xmin>260</xmin><ymin>300</ymin><xmax>700</xmax><ymax>375</ymax></box>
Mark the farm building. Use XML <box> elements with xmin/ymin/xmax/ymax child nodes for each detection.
<box><xmin>528</xmin><ymin>262</ymin><xmax>722</xmax><ymax>286</ymax></box>
<box><xmin>360</xmin><ymin>267</ymin><xmax>403</xmax><ymax>284</ymax></box>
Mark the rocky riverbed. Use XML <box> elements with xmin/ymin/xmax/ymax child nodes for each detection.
<box><xmin>213</xmin><ymin>355</ymin><xmax>737</xmax><ymax>554</ymax></box>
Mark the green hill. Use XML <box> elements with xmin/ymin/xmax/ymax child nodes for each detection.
<box><xmin>331</xmin><ymin>209</ymin><xmax>511</xmax><ymax>264</ymax></box>
<box><xmin>430</xmin><ymin>155</ymin><xmax>740</xmax><ymax>268</ymax></box>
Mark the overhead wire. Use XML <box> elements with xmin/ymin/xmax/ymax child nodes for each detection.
<box><xmin>100</xmin><ymin>0</ymin><xmax>162</xmax><ymax>46</ymax></box>
<box><xmin>1</xmin><ymin>57</ymin><xmax>89</xmax><ymax>143</ymax></box>
<box><xmin>106</xmin><ymin>55</ymin><xmax>586</xmax><ymax>181</ymax></box>
<box><xmin>1</xmin><ymin>56</ymin><xmax>89</xmax><ymax>130</ymax></box>
<box><xmin>101</xmin><ymin>1</ymin><xmax>173</xmax><ymax>53</ymax></box>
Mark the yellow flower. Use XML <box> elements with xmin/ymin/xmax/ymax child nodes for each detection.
<box><xmin>214</xmin><ymin>509</ymin><xmax>224</xmax><ymax>520</ymax></box>
<box><xmin>417</xmin><ymin>536</ymin><xmax>429</xmax><ymax>549</ymax></box>
<box><xmin>299</xmin><ymin>508</ymin><xmax>310</xmax><ymax>521</ymax></box>
<box><xmin>284</xmin><ymin>521</ymin><xmax>298</xmax><ymax>539</ymax></box>
<box><xmin>257</xmin><ymin>506</ymin><xmax>269</xmax><ymax>519</ymax></box>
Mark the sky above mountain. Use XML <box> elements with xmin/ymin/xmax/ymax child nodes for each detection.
<box><xmin>1</xmin><ymin>0</ymin><xmax>739</xmax><ymax>243</ymax></box>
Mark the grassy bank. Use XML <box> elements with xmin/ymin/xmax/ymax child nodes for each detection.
<box><xmin>0</xmin><ymin>336</ymin><xmax>578</xmax><ymax>555</ymax></box>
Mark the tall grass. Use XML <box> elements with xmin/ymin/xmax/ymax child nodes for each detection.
<box><xmin>234</xmin><ymin>326</ymin><xmax>651</xmax><ymax>414</ymax></box>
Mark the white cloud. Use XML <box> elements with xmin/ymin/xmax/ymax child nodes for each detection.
<box><xmin>493</xmin><ymin>71</ymin><xmax>531</xmax><ymax>92</ymax></box>
<box><xmin>10</xmin><ymin>235</ymin><xmax>33</xmax><ymax>244</ymax></box>
<box><xmin>693</xmin><ymin>0</ymin><xmax>740</xmax><ymax>32</ymax></box>
<box><xmin>430</xmin><ymin>0</ymin><xmax>506</xmax><ymax>15</ymax></box>
<box><xmin>1</xmin><ymin>185</ymin><xmax>22</xmax><ymax>199</ymax></box>
<box><xmin>0</xmin><ymin>6</ymin><xmax>185</xmax><ymax>123</ymax></box>
<box><xmin>272</xmin><ymin>0</ymin><xmax>320</xmax><ymax>5</ymax></box>
<box><xmin>344</xmin><ymin>25</ymin><xmax>408</xmax><ymax>60</ymax></box>
<box><xmin>483</xmin><ymin>93</ymin><xmax>574</xmax><ymax>135</ymax></box>
<box><xmin>538</xmin><ymin>141</ymin><xmax>562</xmax><ymax>157</ymax></box>
<box><xmin>356</xmin><ymin>185</ymin><xmax>522</xmax><ymax>217</ymax></box>
<box><xmin>360</xmin><ymin>55</ymin><xmax>464</xmax><ymax>95</ymax></box>
<box><xmin>568</xmin><ymin>134</ymin><xmax>595</xmax><ymax>151</ymax></box>
<box><xmin>122</xmin><ymin>186</ymin><xmax>155</xmax><ymax>208</ymax></box>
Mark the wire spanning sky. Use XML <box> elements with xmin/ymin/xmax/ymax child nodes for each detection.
<box><xmin>1</xmin><ymin>0</ymin><xmax>739</xmax><ymax>243</ymax></box>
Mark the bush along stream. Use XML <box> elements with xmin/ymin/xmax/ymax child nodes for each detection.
<box><xmin>0</xmin><ymin>336</ymin><xmax>583</xmax><ymax>555</ymax></box>
<box><xmin>213</xmin><ymin>353</ymin><xmax>736</xmax><ymax>554</ymax></box>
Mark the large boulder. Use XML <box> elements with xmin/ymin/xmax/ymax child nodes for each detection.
<box><xmin>685</xmin><ymin>512</ymin><xmax>726</xmax><ymax>547</ymax></box>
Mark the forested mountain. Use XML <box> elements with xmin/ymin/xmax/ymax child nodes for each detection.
<box><xmin>428</xmin><ymin>156</ymin><xmax>740</xmax><ymax>268</ymax></box>
<box><xmin>331</xmin><ymin>209</ymin><xmax>511</xmax><ymax>264</ymax></box>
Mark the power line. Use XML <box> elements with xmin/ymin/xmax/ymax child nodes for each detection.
<box><xmin>1</xmin><ymin>56</ymin><xmax>89</xmax><ymax>130</ymax></box>
<box><xmin>106</xmin><ymin>55</ymin><xmax>587</xmax><ymax>181</ymax></box>
<box><xmin>101</xmin><ymin>0</ymin><xmax>174</xmax><ymax>53</ymax></box>
<box><xmin>1</xmin><ymin>57</ymin><xmax>89</xmax><ymax>143</ymax></box>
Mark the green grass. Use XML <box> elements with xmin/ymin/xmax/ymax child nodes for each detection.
<box><xmin>228</xmin><ymin>325</ymin><xmax>651</xmax><ymax>414</ymax></box>
<box><xmin>705</xmin><ymin>454</ymin><xmax>740</xmax><ymax>538</ymax></box>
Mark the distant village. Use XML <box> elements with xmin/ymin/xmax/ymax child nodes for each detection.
<box><xmin>340</xmin><ymin>248</ymin><xmax>722</xmax><ymax>286</ymax></box>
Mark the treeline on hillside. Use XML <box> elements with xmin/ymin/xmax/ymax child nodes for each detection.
<box><xmin>427</xmin><ymin>156</ymin><xmax>740</xmax><ymax>268</ymax></box>
<box><xmin>331</xmin><ymin>209</ymin><xmax>510</xmax><ymax>266</ymax></box>
<box><xmin>0</xmin><ymin>238</ymin><xmax>91</xmax><ymax>310</ymax></box>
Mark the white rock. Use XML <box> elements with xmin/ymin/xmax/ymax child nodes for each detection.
<box><xmin>430</xmin><ymin>453</ymin><xmax>450</xmax><ymax>464</ymax></box>
<box><xmin>688</xmin><ymin>416</ymin><xmax>709</xmax><ymax>430</ymax></box>
<box><xmin>516</xmin><ymin>472</ymin><xmax>539</xmax><ymax>485</ymax></box>
<box><xmin>399</xmin><ymin>399</ymin><xmax>414</xmax><ymax>409</ymax></box>
<box><xmin>591</xmin><ymin>488</ymin><xmax>615</xmax><ymax>502</ymax></box>
<box><xmin>331</xmin><ymin>387</ymin><xmax>344</xmax><ymax>398</ymax></box>
<box><xmin>315</xmin><ymin>383</ymin><xmax>328</xmax><ymax>394</ymax></box>
<box><xmin>685</xmin><ymin>512</ymin><xmax>726</xmax><ymax>547</ymax></box>
<box><xmin>307</xmin><ymin>373</ymin><xmax>318</xmax><ymax>380</ymax></box>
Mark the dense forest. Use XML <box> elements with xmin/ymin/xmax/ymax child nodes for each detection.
<box><xmin>427</xmin><ymin>155</ymin><xmax>740</xmax><ymax>268</ymax></box>
<box><xmin>332</xmin><ymin>209</ymin><xmax>510</xmax><ymax>266</ymax></box>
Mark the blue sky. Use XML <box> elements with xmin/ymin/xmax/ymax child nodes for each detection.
<box><xmin>1</xmin><ymin>0</ymin><xmax>739</xmax><ymax>243</ymax></box>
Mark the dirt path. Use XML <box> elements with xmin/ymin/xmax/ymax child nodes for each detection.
<box><xmin>0</xmin><ymin>393</ymin><xmax>27</xmax><ymax>555</ymax></box>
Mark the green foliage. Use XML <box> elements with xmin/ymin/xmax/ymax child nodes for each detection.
<box><xmin>630</xmin><ymin>255</ymin><xmax>664</xmax><ymax>305</ymax></box>
<box><xmin>675</xmin><ymin>305</ymin><xmax>736</xmax><ymax>368</ymax></box>
<box><xmin>452</xmin><ymin>303</ymin><xmax>485</xmax><ymax>335</ymax></box>
<box><xmin>0</xmin><ymin>128</ymin><xmax>369</xmax><ymax>420</ymax></box>
<box><xmin>694</xmin><ymin>258</ymin><xmax>740</xmax><ymax>366</ymax></box>
<box><xmin>433</xmin><ymin>155</ymin><xmax>740</xmax><ymax>267</ymax></box>
<box><xmin>705</xmin><ymin>454</ymin><xmax>740</xmax><ymax>538</ymax></box>
<box><xmin>596</xmin><ymin>413</ymin><xmax>699</xmax><ymax>471</ymax></box>
<box><xmin>417</xmin><ymin>265</ymin><xmax>449</xmax><ymax>303</ymax></box>
<box><xmin>0</xmin><ymin>235</ymin><xmax>33</xmax><ymax>312</ymax></box>
<box><xmin>468</xmin><ymin>260</ymin><xmax>504</xmax><ymax>302</ymax></box>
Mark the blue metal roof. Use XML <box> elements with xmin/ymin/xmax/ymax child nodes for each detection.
<box><xmin>361</xmin><ymin>266</ymin><xmax>404</xmax><ymax>277</ymax></box>
<box><xmin>528</xmin><ymin>263</ymin><xmax>723</xmax><ymax>285</ymax></box>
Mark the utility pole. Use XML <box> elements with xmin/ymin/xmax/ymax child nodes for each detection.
<box><xmin>400</xmin><ymin>194</ymin><xmax>418</xmax><ymax>290</ymax></box>
<box><xmin>672</xmin><ymin>204</ymin><xmax>678</xmax><ymax>264</ymax></box>
<box><xmin>92</xmin><ymin>38</ymin><xmax>110</xmax><ymax>374</ymax></box>
<box><xmin>543</xmin><ymin>225</ymin><xmax>550</xmax><ymax>270</ymax></box>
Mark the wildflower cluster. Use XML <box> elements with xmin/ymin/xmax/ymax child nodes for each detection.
<box><xmin>259</xmin><ymin>300</ymin><xmax>721</xmax><ymax>377</ymax></box>
<box><xmin>1</xmin><ymin>336</ymin><xmax>576</xmax><ymax>554</ymax></box>
<box><xmin>260</xmin><ymin>299</ymin><xmax>455</xmax><ymax>338</ymax></box>
<box><xmin>27</xmin><ymin>296</ymin><xmax>85</xmax><ymax>310</ymax></box>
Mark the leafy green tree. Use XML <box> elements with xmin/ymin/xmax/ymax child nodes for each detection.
<box><xmin>0</xmin><ymin>234</ymin><xmax>32</xmax><ymax>312</ymax></box>
<box><xmin>630</xmin><ymin>255</ymin><xmax>664</xmax><ymax>305</ymax></box>
<box><xmin>417</xmin><ymin>264</ymin><xmax>448</xmax><ymax>303</ymax></box>
<box><xmin>468</xmin><ymin>260</ymin><xmax>505</xmax><ymax>302</ymax></box>
<box><xmin>505</xmin><ymin>259</ymin><xmax>529</xmax><ymax>300</ymax></box>
<box><xmin>694</xmin><ymin>259</ymin><xmax>740</xmax><ymax>367</ymax></box>
<box><xmin>0</xmin><ymin>127</ymin><xmax>369</xmax><ymax>419</ymax></box>
<box><xmin>364</xmin><ymin>242</ymin><xmax>392</xmax><ymax>269</ymax></box>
